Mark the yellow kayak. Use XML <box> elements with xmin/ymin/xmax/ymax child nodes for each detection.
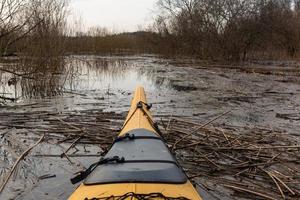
<box><xmin>68</xmin><ymin>87</ymin><xmax>203</xmax><ymax>200</ymax></box>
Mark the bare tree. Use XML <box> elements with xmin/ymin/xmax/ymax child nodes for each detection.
<box><xmin>0</xmin><ymin>0</ymin><xmax>30</xmax><ymax>55</ymax></box>
<box><xmin>153</xmin><ymin>0</ymin><xmax>300</xmax><ymax>60</ymax></box>
<box><xmin>0</xmin><ymin>0</ymin><xmax>68</xmax><ymax>56</ymax></box>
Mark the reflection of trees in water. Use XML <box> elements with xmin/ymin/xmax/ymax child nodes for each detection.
<box><xmin>65</xmin><ymin>56</ymin><xmax>171</xmax><ymax>91</ymax></box>
<box><xmin>0</xmin><ymin>56</ymin><xmax>171</xmax><ymax>99</ymax></box>
<box><xmin>94</xmin><ymin>58</ymin><xmax>131</xmax><ymax>83</ymax></box>
<box><xmin>20</xmin><ymin>57</ymin><xmax>66</xmax><ymax>98</ymax></box>
<box><xmin>1</xmin><ymin>56</ymin><xmax>131</xmax><ymax>98</ymax></box>
<box><xmin>65</xmin><ymin>56</ymin><xmax>130</xmax><ymax>90</ymax></box>
<box><xmin>0</xmin><ymin>57</ymin><xmax>66</xmax><ymax>99</ymax></box>
<box><xmin>135</xmin><ymin>65</ymin><xmax>170</xmax><ymax>89</ymax></box>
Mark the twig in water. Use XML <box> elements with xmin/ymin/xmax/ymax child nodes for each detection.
<box><xmin>164</xmin><ymin>114</ymin><xmax>173</xmax><ymax>139</ymax></box>
<box><xmin>263</xmin><ymin>169</ymin><xmax>285</xmax><ymax>199</ymax></box>
<box><xmin>272</xmin><ymin>172</ymin><xmax>296</xmax><ymax>196</ymax></box>
<box><xmin>0</xmin><ymin>135</ymin><xmax>44</xmax><ymax>193</ymax></box>
<box><xmin>172</xmin><ymin>110</ymin><xmax>231</xmax><ymax>150</ymax></box>
<box><xmin>223</xmin><ymin>184</ymin><xmax>278</xmax><ymax>200</ymax></box>
<box><xmin>61</xmin><ymin>137</ymin><xmax>82</xmax><ymax>158</ymax></box>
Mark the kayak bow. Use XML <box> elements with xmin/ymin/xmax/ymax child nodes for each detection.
<box><xmin>68</xmin><ymin>86</ymin><xmax>203</xmax><ymax>200</ymax></box>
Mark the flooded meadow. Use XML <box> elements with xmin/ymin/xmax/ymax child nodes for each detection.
<box><xmin>0</xmin><ymin>55</ymin><xmax>300</xmax><ymax>199</ymax></box>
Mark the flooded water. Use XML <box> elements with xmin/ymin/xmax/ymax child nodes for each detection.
<box><xmin>1</xmin><ymin>55</ymin><xmax>300</xmax><ymax>199</ymax></box>
<box><xmin>32</xmin><ymin>55</ymin><xmax>300</xmax><ymax>132</ymax></box>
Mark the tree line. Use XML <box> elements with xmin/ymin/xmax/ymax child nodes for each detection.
<box><xmin>2</xmin><ymin>0</ymin><xmax>300</xmax><ymax>61</ymax></box>
<box><xmin>152</xmin><ymin>0</ymin><xmax>300</xmax><ymax>60</ymax></box>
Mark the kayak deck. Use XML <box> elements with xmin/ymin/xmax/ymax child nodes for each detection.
<box><xmin>119</xmin><ymin>87</ymin><xmax>157</xmax><ymax>135</ymax></box>
<box><xmin>83</xmin><ymin>128</ymin><xmax>187</xmax><ymax>185</ymax></box>
<box><xmin>68</xmin><ymin>87</ymin><xmax>202</xmax><ymax>200</ymax></box>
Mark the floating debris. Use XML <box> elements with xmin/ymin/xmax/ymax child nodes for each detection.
<box><xmin>161</xmin><ymin>117</ymin><xmax>300</xmax><ymax>200</ymax></box>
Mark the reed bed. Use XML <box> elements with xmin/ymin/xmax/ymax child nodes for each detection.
<box><xmin>162</xmin><ymin>117</ymin><xmax>300</xmax><ymax>200</ymax></box>
<box><xmin>0</xmin><ymin>104</ymin><xmax>299</xmax><ymax>199</ymax></box>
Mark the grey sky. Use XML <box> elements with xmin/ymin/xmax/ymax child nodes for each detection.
<box><xmin>70</xmin><ymin>0</ymin><xmax>157</xmax><ymax>32</ymax></box>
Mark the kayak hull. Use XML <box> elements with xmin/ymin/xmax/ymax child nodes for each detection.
<box><xmin>68</xmin><ymin>87</ymin><xmax>202</xmax><ymax>200</ymax></box>
<box><xmin>69</xmin><ymin>181</ymin><xmax>201</xmax><ymax>199</ymax></box>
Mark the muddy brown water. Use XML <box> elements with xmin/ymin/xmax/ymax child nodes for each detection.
<box><xmin>0</xmin><ymin>55</ymin><xmax>300</xmax><ymax>199</ymax></box>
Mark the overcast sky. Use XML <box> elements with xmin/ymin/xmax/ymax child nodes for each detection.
<box><xmin>70</xmin><ymin>0</ymin><xmax>157</xmax><ymax>32</ymax></box>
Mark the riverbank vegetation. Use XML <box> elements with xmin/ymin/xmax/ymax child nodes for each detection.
<box><xmin>65</xmin><ymin>0</ymin><xmax>300</xmax><ymax>61</ymax></box>
<box><xmin>0</xmin><ymin>0</ymin><xmax>69</xmax><ymax>99</ymax></box>
<box><xmin>0</xmin><ymin>0</ymin><xmax>67</xmax><ymax>56</ymax></box>
<box><xmin>152</xmin><ymin>0</ymin><xmax>300</xmax><ymax>60</ymax></box>
<box><xmin>2</xmin><ymin>0</ymin><xmax>300</xmax><ymax>62</ymax></box>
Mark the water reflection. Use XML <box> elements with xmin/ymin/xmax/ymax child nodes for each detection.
<box><xmin>64</xmin><ymin>56</ymin><xmax>166</xmax><ymax>92</ymax></box>
<box><xmin>0</xmin><ymin>55</ymin><xmax>170</xmax><ymax>100</ymax></box>
<box><xmin>0</xmin><ymin>57</ymin><xmax>66</xmax><ymax>99</ymax></box>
